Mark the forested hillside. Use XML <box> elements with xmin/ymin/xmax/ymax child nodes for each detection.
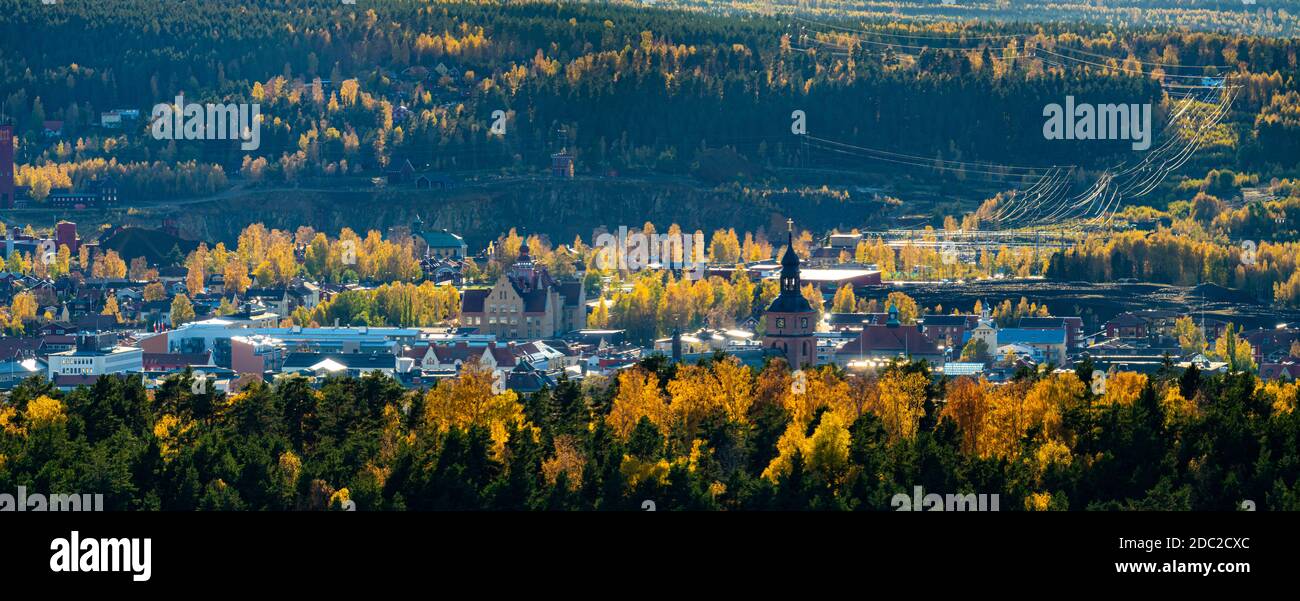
<box><xmin>4</xmin><ymin>0</ymin><xmax>1298</xmax><ymax>208</ymax></box>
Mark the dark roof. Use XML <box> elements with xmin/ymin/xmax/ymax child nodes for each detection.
<box><xmin>557</xmin><ymin>281</ymin><xmax>583</xmax><ymax>307</ymax></box>
<box><xmin>766</xmin><ymin>291</ymin><xmax>813</xmax><ymax>314</ymax></box>
<box><xmin>922</xmin><ymin>315</ymin><xmax>974</xmax><ymax>327</ymax></box>
<box><xmin>520</xmin><ymin>288</ymin><xmax>548</xmax><ymax>314</ymax></box>
<box><xmin>488</xmin><ymin>345</ymin><xmax>518</xmax><ymax>367</ymax></box>
<box><xmin>767</xmin><ymin>232</ymin><xmax>813</xmax><ymax>314</ymax></box>
<box><xmin>461</xmin><ymin>289</ymin><xmax>489</xmax><ymax>313</ymax></box>
<box><xmin>53</xmin><ymin>374</ymin><xmax>103</xmax><ymax>388</ymax></box>
<box><xmin>506</xmin><ymin>369</ymin><xmax>554</xmax><ymax>393</ymax></box>
<box><xmin>838</xmin><ymin>324</ymin><xmax>942</xmax><ymax>356</ymax></box>
<box><xmin>827</xmin><ymin>313</ymin><xmax>892</xmax><ymax>327</ymax></box>
<box><xmin>998</xmin><ymin>328</ymin><xmax>1067</xmax><ymax>345</ymax></box>
<box><xmin>0</xmin><ymin>338</ymin><xmax>44</xmax><ymax>361</ymax></box>
<box><xmin>142</xmin><ymin>352</ymin><xmax>212</xmax><ymax>369</ymax></box>
<box><xmin>282</xmin><ymin>352</ymin><xmax>396</xmax><ymax>370</ymax></box>
<box><xmin>1107</xmin><ymin>313</ymin><xmax>1147</xmax><ymax>327</ymax></box>
<box><xmin>1244</xmin><ymin>328</ymin><xmax>1299</xmax><ymax>351</ymax></box>
<box><xmin>780</xmin><ymin>236</ymin><xmax>799</xmax><ymax>268</ymax></box>
<box><xmin>39</xmin><ymin>321</ymin><xmax>76</xmax><ymax>334</ymax></box>
<box><xmin>430</xmin><ymin>343</ymin><xmax>484</xmax><ymax>363</ymax></box>
<box><xmin>540</xmin><ymin>339</ymin><xmax>577</xmax><ymax>356</ymax></box>
<box><xmin>1019</xmin><ymin>317</ymin><xmax>1070</xmax><ymax>328</ymax></box>
<box><xmin>1260</xmin><ymin>362</ymin><xmax>1300</xmax><ymax>381</ymax></box>
<box><xmin>419</xmin><ymin>229</ymin><xmax>465</xmax><ymax>248</ymax></box>
<box><xmin>386</xmin><ymin>158</ymin><xmax>415</xmax><ymax>174</ymax></box>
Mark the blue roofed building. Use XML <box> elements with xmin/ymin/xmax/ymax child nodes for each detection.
<box><xmin>996</xmin><ymin>328</ymin><xmax>1068</xmax><ymax>365</ymax></box>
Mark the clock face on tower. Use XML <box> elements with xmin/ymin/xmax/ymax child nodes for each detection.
<box><xmin>775</xmin><ymin>317</ymin><xmax>786</xmax><ymax>329</ymax></box>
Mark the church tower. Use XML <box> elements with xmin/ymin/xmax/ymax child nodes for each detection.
<box><xmin>763</xmin><ymin>219</ymin><xmax>818</xmax><ymax>368</ymax></box>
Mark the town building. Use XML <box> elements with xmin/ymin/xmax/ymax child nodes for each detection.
<box><xmin>137</xmin><ymin>320</ymin><xmax>423</xmax><ymax>372</ymax></box>
<box><xmin>761</xmin><ymin>223</ymin><xmax>818</xmax><ymax>368</ymax></box>
<box><xmin>920</xmin><ymin>314</ymin><xmax>978</xmax><ymax>349</ymax></box>
<box><xmin>45</xmin><ymin>178</ymin><xmax>118</xmax><ymax>209</ymax></box>
<box><xmin>825</xmin><ymin>312</ymin><xmax>892</xmax><ymax>332</ymax></box>
<box><xmin>997</xmin><ymin>328</ymin><xmax>1068</xmax><ymax>365</ymax></box>
<box><xmin>459</xmin><ymin>241</ymin><xmax>585</xmax><ymax>339</ymax></box>
<box><xmin>46</xmin><ymin>332</ymin><xmax>143</xmax><ymax>381</ymax></box>
<box><xmin>833</xmin><ymin>304</ymin><xmax>946</xmax><ymax>371</ymax></box>
<box><xmin>551</xmin><ymin>149</ymin><xmax>575</xmax><ymax>178</ymax></box>
<box><xmin>99</xmin><ymin>109</ymin><xmax>141</xmax><ymax>129</ymax></box>
<box><xmin>1018</xmin><ymin>316</ymin><xmax>1084</xmax><ymax>350</ymax></box>
<box><xmin>412</xmin><ymin>216</ymin><xmax>468</xmax><ymax>259</ymax></box>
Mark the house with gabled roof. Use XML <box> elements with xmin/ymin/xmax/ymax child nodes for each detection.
<box><xmin>460</xmin><ymin>241</ymin><xmax>585</xmax><ymax>339</ymax></box>
<box><xmin>833</xmin><ymin>304</ymin><xmax>945</xmax><ymax>371</ymax></box>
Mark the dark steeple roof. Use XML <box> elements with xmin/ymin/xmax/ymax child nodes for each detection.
<box><xmin>766</xmin><ymin>219</ymin><xmax>813</xmax><ymax>314</ymax></box>
<box><xmin>518</xmin><ymin>234</ymin><xmax>531</xmax><ymax>261</ymax></box>
<box><xmin>781</xmin><ymin>235</ymin><xmax>799</xmax><ymax>269</ymax></box>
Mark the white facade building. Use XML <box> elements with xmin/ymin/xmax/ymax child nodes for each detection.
<box><xmin>47</xmin><ymin>346</ymin><xmax>143</xmax><ymax>378</ymax></box>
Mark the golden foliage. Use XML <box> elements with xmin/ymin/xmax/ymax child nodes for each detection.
<box><xmin>1260</xmin><ymin>380</ymin><xmax>1298</xmax><ymax>415</ymax></box>
<box><xmin>1033</xmin><ymin>439</ymin><xmax>1073</xmax><ymax>479</ymax></box>
<box><xmin>541</xmin><ymin>435</ymin><xmax>585</xmax><ymax>491</ymax></box>
<box><xmin>762</xmin><ymin>410</ymin><xmax>851</xmax><ymax>485</ymax></box>
<box><xmin>978</xmin><ymin>373</ymin><xmax>1081</xmax><ymax>460</ymax></box>
<box><xmin>1097</xmin><ymin>371</ymin><xmax>1148</xmax><ymax>407</ymax></box>
<box><xmin>379</xmin><ymin>403</ymin><xmax>410</xmax><ymax>462</ymax></box>
<box><xmin>1025</xmin><ymin>492</ymin><xmax>1054</xmax><ymax>511</ymax></box>
<box><xmin>606</xmin><ymin>366</ymin><xmax>669</xmax><ymax>438</ymax></box>
<box><xmin>711</xmin><ymin>356</ymin><xmax>755</xmax><ymax>423</ymax></box>
<box><xmin>620</xmin><ymin>455</ymin><xmax>671</xmax><ymax>488</ymax></box>
<box><xmin>804</xmin><ymin>411</ymin><xmax>852</xmax><ymax>484</ymax></box>
<box><xmin>153</xmin><ymin>414</ymin><xmax>194</xmax><ymax>463</ymax></box>
<box><xmin>1161</xmin><ymin>385</ymin><xmax>1200</xmax><ymax>424</ymax></box>
<box><xmin>665</xmin><ymin>356</ymin><xmax>754</xmax><ymax>437</ymax></box>
<box><xmin>422</xmin><ymin>360</ymin><xmax>530</xmax><ymax>456</ymax></box>
<box><xmin>24</xmin><ymin>395</ymin><xmax>67</xmax><ymax>429</ymax></box>
<box><xmin>942</xmin><ymin>377</ymin><xmax>992</xmax><ymax>456</ymax></box>
<box><xmin>783</xmin><ymin>365</ymin><xmax>856</xmax><ymax>429</ymax></box>
<box><xmin>0</xmin><ymin>405</ymin><xmax>23</xmax><ymax>437</ymax></box>
<box><xmin>685</xmin><ymin>439</ymin><xmax>710</xmax><ymax>474</ymax></box>
<box><xmin>868</xmin><ymin>368</ymin><xmax>928</xmax><ymax>441</ymax></box>
<box><xmin>762</xmin><ymin>424</ymin><xmax>807</xmax><ymax>482</ymax></box>
<box><xmin>276</xmin><ymin>450</ymin><xmax>302</xmax><ymax>489</ymax></box>
<box><xmin>329</xmin><ymin>487</ymin><xmax>352</xmax><ymax>510</ymax></box>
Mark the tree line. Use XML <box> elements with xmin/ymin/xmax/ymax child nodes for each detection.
<box><xmin>1</xmin><ymin>353</ymin><xmax>1296</xmax><ymax>510</ymax></box>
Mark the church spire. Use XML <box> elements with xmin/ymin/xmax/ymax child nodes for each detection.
<box><xmin>779</xmin><ymin>218</ymin><xmax>800</xmax><ymax>294</ymax></box>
